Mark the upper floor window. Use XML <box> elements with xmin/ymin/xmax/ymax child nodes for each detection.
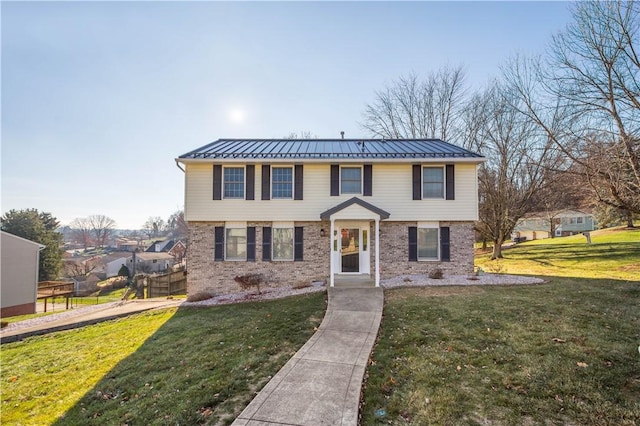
<box><xmin>224</xmin><ymin>167</ymin><xmax>245</xmax><ymax>199</ymax></box>
<box><xmin>341</xmin><ymin>167</ymin><xmax>362</xmax><ymax>194</ymax></box>
<box><xmin>423</xmin><ymin>167</ymin><xmax>444</xmax><ymax>199</ymax></box>
<box><xmin>272</xmin><ymin>167</ymin><xmax>293</xmax><ymax>199</ymax></box>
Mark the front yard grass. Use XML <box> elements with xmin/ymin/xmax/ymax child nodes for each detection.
<box><xmin>361</xmin><ymin>279</ymin><xmax>640</xmax><ymax>425</ymax></box>
<box><xmin>1</xmin><ymin>291</ymin><xmax>326</xmax><ymax>425</ymax></box>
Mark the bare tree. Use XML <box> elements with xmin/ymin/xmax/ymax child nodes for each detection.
<box><xmin>463</xmin><ymin>82</ymin><xmax>561</xmax><ymax>259</ymax></box>
<box><xmin>505</xmin><ymin>1</ymin><xmax>640</xmax><ymax>219</ymax></box>
<box><xmin>361</xmin><ymin>65</ymin><xmax>467</xmax><ymax>143</ymax></box>
<box><xmin>70</xmin><ymin>217</ymin><xmax>92</xmax><ymax>250</ymax></box>
<box><xmin>89</xmin><ymin>215</ymin><xmax>116</xmax><ymax>248</ymax></box>
<box><xmin>284</xmin><ymin>131</ymin><xmax>317</xmax><ymax>139</ymax></box>
<box><xmin>167</xmin><ymin>210</ymin><xmax>188</xmax><ymax>239</ymax></box>
<box><xmin>143</xmin><ymin>216</ymin><xmax>165</xmax><ymax>238</ymax></box>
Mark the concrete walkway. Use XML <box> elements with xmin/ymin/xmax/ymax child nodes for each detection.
<box><xmin>0</xmin><ymin>298</ymin><xmax>183</xmax><ymax>343</ymax></box>
<box><xmin>233</xmin><ymin>286</ymin><xmax>384</xmax><ymax>426</ymax></box>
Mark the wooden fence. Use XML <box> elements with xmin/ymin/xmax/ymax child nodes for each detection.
<box><xmin>147</xmin><ymin>270</ymin><xmax>187</xmax><ymax>298</ymax></box>
<box><xmin>37</xmin><ymin>281</ymin><xmax>75</xmax><ymax>312</ymax></box>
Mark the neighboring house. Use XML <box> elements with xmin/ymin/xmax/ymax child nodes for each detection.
<box><xmin>115</xmin><ymin>238</ymin><xmax>141</xmax><ymax>252</ymax></box>
<box><xmin>1</xmin><ymin>231</ymin><xmax>44</xmax><ymax>317</ymax></box>
<box><xmin>513</xmin><ymin>209</ymin><xmax>596</xmax><ymax>241</ymax></box>
<box><xmin>146</xmin><ymin>239</ymin><xmax>187</xmax><ymax>263</ymax></box>
<box><xmin>176</xmin><ymin>138</ymin><xmax>485</xmax><ymax>295</ymax></box>
<box><xmin>126</xmin><ymin>252</ymin><xmax>174</xmax><ymax>274</ymax></box>
<box><xmin>104</xmin><ymin>253</ymin><xmax>133</xmax><ymax>277</ymax></box>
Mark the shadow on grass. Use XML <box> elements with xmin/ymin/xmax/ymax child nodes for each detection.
<box><xmin>52</xmin><ymin>292</ymin><xmax>326</xmax><ymax>426</ymax></box>
<box><xmin>362</xmin><ymin>277</ymin><xmax>640</xmax><ymax>425</ymax></box>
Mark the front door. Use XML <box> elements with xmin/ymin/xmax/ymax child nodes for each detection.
<box><xmin>340</xmin><ymin>228</ymin><xmax>360</xmax><ymax>272</ymax></box>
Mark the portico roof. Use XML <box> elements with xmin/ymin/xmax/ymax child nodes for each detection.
<box><xmin>320</xmin><ymin>197</ymin><xmax>390</xmax><ymax>220</ymax></box>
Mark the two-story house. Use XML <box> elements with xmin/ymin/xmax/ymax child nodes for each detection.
<box><xmin>176</xmin><ymin>139</ymin><xmax>484</xmax><ymax>295</ymax></box>
<box><xmin>512</xmin><ymin>209</ymin><xmax>596</xmax><ymax>241</ymax></box>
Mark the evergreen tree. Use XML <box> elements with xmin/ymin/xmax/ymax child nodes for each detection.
<box><xmin>1</xmin><ymin>209</ymin><xmax>63</xmax><ymax>281</ymax></box>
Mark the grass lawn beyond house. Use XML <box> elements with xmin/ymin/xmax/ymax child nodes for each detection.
<box><xmin>475</xmin><ymin>226</ymin><xmax>640</xmax><ymax>281</ymax></box>
<box><xmin>1</xmin><ymin>292</ymin><xmax>326</xmax><ymax>426</ymax></box>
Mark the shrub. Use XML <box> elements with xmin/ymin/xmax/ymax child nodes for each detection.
<box><xmin>186</xmin><ymin>291</ymin><xmax>215</xmax><ymax>302</ymax></box>
<box><xmin>117</xmin><ymin>265</ymin><xmax>130</xmax><ymax>278</ymax></box>
<box><xmin>234</xmin><ymin>273</ymin><xmax>265</xmax><ymax>294</ymax></box>
<box><xmin>428</xmin><ymin>268</ymin><xmax>444</xmax><ymax>279</ymax></box>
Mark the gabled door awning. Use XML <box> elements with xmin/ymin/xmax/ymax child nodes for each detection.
<box><xmin>319</xmin><ymin>197</ymin><xmax>390</xmax><ymax>220</ymax></box>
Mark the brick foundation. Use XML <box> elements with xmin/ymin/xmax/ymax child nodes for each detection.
<box><xmin>1</xmin><ymin>302</ymin><xmax>36</xmax><ymax>318</ymax></box>
<box><xmin>187</xmin><ymin>220</ymin><xmax>474</xmax><ymax>295</ymax></box>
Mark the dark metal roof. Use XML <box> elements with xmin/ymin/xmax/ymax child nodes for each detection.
<box><xmin>320</xmin><ymin>197</ymin><xmax>391</xmax><ymax>220</ymax></box>
<box><xmin>178</xmin><ymin>139</ymin><xmax>483</xmax><ymax>160</ymax></box>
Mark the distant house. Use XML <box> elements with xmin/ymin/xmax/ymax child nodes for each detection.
<box><xmin>146</xmin><ymin>239</ymin><xmax>187</xmax><ymax>263</ymax></box>
<box><xmin>104</xmin><ymin>252</ymin><xmax>133</xmax><ymax>277</ymax></box>
<box><xmin>115</xmin><ymin>238</ymin><xmax>141</xmax><ymax>252</ymax></box>
<box><xmin>127</xmin><ymin>252</ymin><xmax>174</xmax><ymax>274</ymax></box>
<box><xmin>1</xmin><ymin>231</ymin><xmax>44</xmax><ymax>317</ymax></box>
<box><xmin>513</xmin><ymin>209</ymin><xmax>596</xmax><ymax>241</ymax></box>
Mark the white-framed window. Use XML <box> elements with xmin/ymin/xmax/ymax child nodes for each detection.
<box><xmin>223</xmin><ymin>167</ymin><xmax>245</xmax><ymax>199</ymax></box>
<box><xmin>577</xmin><ymin>217</ymin><xmax>583</xmax><ymax>224</ymax></box>
<box><xmin>225</xmin><ymin>227</ymin><xmax>247</xmax><ymax>260</ymax></box>
<box><xmin>341</xmin><ymin>166</ymin><xmax>362</xmax><ymax>194</ymax></box>
<box><xmin>272</xmin><ymin>166</ymin><xmax>293</xmax><ymax>199</ymax></box>
<box><xmin>272</xmin><ymin>226</ymin><xmax>294</xmax><ymax>261</ymax></box>
<box><xmin>418</xmin><ymin>223</ymin><xmax>439</xmax><ymax>260</ymax></box>
<box><xmin>423</xmin><ymin>166</ymin><xmax>444</xmax><ymax>199</ymax></box>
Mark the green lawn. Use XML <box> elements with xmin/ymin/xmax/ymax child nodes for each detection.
<box><xmin>475</xmin><ymin>227</ymin><xmax>640</xmax><ymax>280</ymax></box>
<box><xmin>362</xmin><ymin>226</ymin><xmax>640</xmax><ymax>425</ymax></box>
<box><xmin>1</xmin><ymin>292</ymin><xmax>326</xmax><ymax>426</ymax></box>
<box><xmin>362</xmin><ymin>279</ymin><xmax>640</xmax><ymax>425</ymax></box>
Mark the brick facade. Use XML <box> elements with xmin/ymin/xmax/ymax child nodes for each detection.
<box><xmin>187</xmin><ymin>220</ymin><xmax>474</xmax><ymax>295</ymax></box>
<box><xmin>187</xmin><ymin>221</ymin><xmax>330</xmax><ymax>295</ymax></box>
<box><xmin>378</xmin><ymin>221</ymin><xmax>475</xmax><ymax>278</ymax></box>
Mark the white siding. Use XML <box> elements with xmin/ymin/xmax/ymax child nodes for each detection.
<box><xmin>184</xmin><ymin>162</ymin><xmax>479</xmax><ymax>222</ymax></box>
<box><xmin>1</xmin><ymin>232</ymin><xmax>41</xmax><ymax>309</ymax></box>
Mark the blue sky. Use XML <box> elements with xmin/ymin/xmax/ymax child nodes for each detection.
<box><xmin>2</xmin><ymin>1</ymin><xmax>573</xmax><ymax>229</ymax></box>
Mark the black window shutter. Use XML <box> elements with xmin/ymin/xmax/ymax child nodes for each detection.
<box><xmin>247</xmin><ymin>227</ymin><xmax>256</xmax><ymax>261</ymax></box>
<box><xmin>246</xmin><ymin>165</ymin><xmax>255</xmax><ymax>200</ymax></box>
<box><xmin>408</xmin><ymin>226</ymin><xmax>418</xmax><ymax>261</ymax></box>
<box><xmin>214</xmin><ymin>226</ymin><xmax>224</xmax><ymax>260</ymax></box>
<box><xmin>261</xmin><ymin>165</ymin><xmax>271</xmax><ymax>200</ymax></box>
<box><xmin>294</xmin><ymin>227</ymin><xmax>304</xmax><ymax>261</ymax></box>
<box><xmin>445</xmin><ymin>164</ymin><xmax>455</xmax><ymax>200</ymax></box>
<box><xmin>412</xmin><ymin>164</ymin><xmax>421</xmax><ymax>200</ymax></box>
<box><xmin>213</xmin><ymin>165</ymin><xmax>222</xmax><ymax>200</ymax></box>
<box><xmin>363</xmin><ymin>164</ymin><xmax>373</xmax><ymax>196</ymax></box>
<box><xmin>330</xmin><ymin>164</ymin><xmax>339</xmax><ymax>196</ymax></box>
<box><xmin>294</xmin><ymin>164</ymin><xmax>304</xmax><ymax>200</ymax></box>
<box><xmin>262</xmin><ymin>227</ymin><xmax>272</xmax><ymax>261</ymax></box>
<box><xmin>440</xmin><ymin>226</ymin><xmax>451</xmax><ymax>261</ymax></box>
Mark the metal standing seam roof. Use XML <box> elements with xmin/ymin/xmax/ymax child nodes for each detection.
<box><xmin>178</xmin><ymin>139</ymin><xmax>483</xmax><ymax>160</ymax></box>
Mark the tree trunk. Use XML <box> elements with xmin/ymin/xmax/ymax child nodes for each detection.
<box><xmin>481</xmin><ymin>237</ymin><xmax>487</xmax><ymax>250</ymax></box>
<box><xmin>626</xmin><ymin>210</ymin><xmax>635</xmax><ymax>228</ymax></box>
<box><xmin>490</xmin><ymin>239</ymin><xmax>504</xmax><ymax>259</ymax></box>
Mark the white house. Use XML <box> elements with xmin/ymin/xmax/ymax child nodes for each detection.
<box><xmin>126</xmin><ymin>252</ymin><xmax>174</xmax><ymax>274</ymax></box>
<box><xmin>513</xmin><ymin>209</ymin><xmax>596</xmax><ymax>241</ymax></box>
<box><xmin>1</xmin><ymin>231</ymin><xmax>44</xmax><ymax>317</ymax></box>
<box><xmin>176</xmin><ymin>139</ymin><xmax>485</xmax><ymax>295</ymax></box>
